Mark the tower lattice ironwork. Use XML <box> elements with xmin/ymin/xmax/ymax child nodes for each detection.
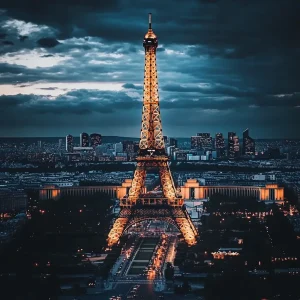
<box><xmin>107</xmin><ymin>14</ymin><xmax>198</xmax><ymax>247</ymax></box>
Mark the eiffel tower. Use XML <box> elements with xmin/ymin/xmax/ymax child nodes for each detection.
<box><xmin>107</xmin><ymin>14</ymin><xmax>198</xmax><ymax>247</ymax></box>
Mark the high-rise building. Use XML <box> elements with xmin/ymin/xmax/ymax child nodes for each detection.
<box><xmin>228</xmin><ymin>132</ymin><xmax>236</xmax><ymax>159</ymax></box>
<box><xmin>215</xmin><ymin>133</ymin><xmax>226</xmax><ymax>157</ymax></box>
<box><xmin>80</xmin><ymin>132</ymin><xmax>89</xmax><ymax>147</ymax></box>
<box><xmin>66</xmin><ymin>134</ymin><xmax>73</xmax><ymax>152</ymax></box>
<box><xmin>37</xmin><ymin>140</ymin><xmax>42</xmax><ymax>148</ymax></box>
<box><xmin>243</xmin><ymin>128</ymin><xmax>255</xmax><ymax>156</ymax></box>
<box><xmin>163</xmin><ymin>136</ymin><xmax>168</xmax><ymax>145</ymax></box>
<box><xmin>90</xmin><ymin>133</ymin><xmax>102</xmax><ymax>149</ymax></box>
<box><xmin>122</xmin><ymin>140</ymin><xmax>135</xmax><ymax>153</ymax></box>
<box><xmin>167</xmin><ymin>145</ymin><xmax>175</xmax><ymax>157</ymax></box>
<box><xmin>169</xmin><ymin>138</ymin><xmax>178</xmax><ymax>148</ymax></box>
<box><xmin>58</xmin><ymin>139</ymin><xmax>63</xmax><ymax>149</ymax></box>
<box><xmin>114</xmin><ymin>142</ymin><xmax>123</xmax><ymax>154</ymax></box>
<box><xmin>197</xmin><ymin>133</ymin><xmax>212</xmax><ymax>150</ymax></box>
<box><xmin>233</xmin><ymin>135</ymin><xmax>240</xmax><ymax>158</ymax></box>
<box><xmin>191</xmin><ymin>136</ymin><xmax>202</xmax><ymax>150</ymax></box>
<box><xmin>133</xmin><ymin>142</ymin><xmax>140</xmax><ymax>153</ymax></box>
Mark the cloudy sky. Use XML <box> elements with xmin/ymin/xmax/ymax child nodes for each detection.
<box><xmin>0</xmin><ymin>0</ymin><xmax>299</xmax><ymax>138</ymax></box>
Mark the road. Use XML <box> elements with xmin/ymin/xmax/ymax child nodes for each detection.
<box><xmin>100</xmin><ymin>282</ymin><xmax>157</xmax><ymax>300</ymax></box>
<box><xmin>101</xmin><ymin>221</ymin><xmax>180</xmax><ymax>299</ymax></box>
<box><xmin>100</xmin><ymin>282</ymin><xmax>203</xmax><ymax>300</ymax></box>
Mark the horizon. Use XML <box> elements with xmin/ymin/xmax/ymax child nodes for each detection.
<box><xmin>0</xmin><ymin>135</ymin><xmax>300</xmax><ymax>140</ymax></box>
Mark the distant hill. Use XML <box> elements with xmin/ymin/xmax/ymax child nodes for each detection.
<box><xmin>0</xmin><ymin>136</ymin><xmax>140</xmax><ymax>144</ymax></box>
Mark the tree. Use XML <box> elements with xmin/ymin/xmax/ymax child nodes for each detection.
<box><xmin>181</xmin><ymin>278</ymin><xmax>191</xmax><ymax>294</ymax></box>
<box><xmin>164</xmin><ymin>262</ymin><xmax>174</xmax><ymax>280</ymax></box>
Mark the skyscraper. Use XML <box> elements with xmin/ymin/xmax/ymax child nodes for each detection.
<box><xmin>80</xmin><ymin>132</ymin><xmax>89</xmax><ymax>147</ymax></box>
<box><xmin>90</xmin><ymin>133</ymin><xmax>102</xmax><ymax>149</ymax></box>
<box><xmin>163</xmin><ymin>136</ymin><xmax>168</xmax><ymax>145</ymax></box>
<box><xmin>66</xmin><ymin>134</ymin><xmax>73</xmax><ymax>152</ymax></box>
<box><xmin>243</xmin><ymin>128</ymin><xmax>255</xmax><ymax>156</ymax></box>
<box><xmin>197</xmin><ymin>133</ymin><xmax>212</xmax><ymax>151</ymax></box>
<box><xmin>114</xmin><ymin>142</ymin><xmax>123</xmax><ymax>154</ymax></box>
<box><xmin>191</xmin><ymin>136</ymin><xmax>201</xmax><ymax>150</ymax></box>
<box><xmin>215</xmin><ymin>133</ymin><xmax>225</xmax><ymax>157</ymax></box>
<box><xmin>233</xmin><ymin>135</ymin><xmax>240</xmax><ymax>158</ymax></box>
<box><xmin>169</xmin><ymin>138</ymin><xmax>178</xmax><ymax>148</ymax></box>
<box><xmin>122</xmin><ymin>140</ymin><xmax>135</xmax><ymax>154</ymax></box>
<box><xmin>228</xmin><ymin>132</ymin><xmax>236</xmax><ymax>159</ymax></box>
<box><xmin>58</xmin><ymin>139</ymin><xmax>63</xmax><ymax>149</ymax></box>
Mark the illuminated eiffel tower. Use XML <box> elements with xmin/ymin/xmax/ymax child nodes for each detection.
<box><xmin>107</xmin><ymin>14</ymin><xmax>198</xmax><ymax>247</ymax></box>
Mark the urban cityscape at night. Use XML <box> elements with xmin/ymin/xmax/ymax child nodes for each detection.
<box><xmin>1</xmin><ymin>1</ymin><xmax>300</xmax><ymax>300</ymax></box>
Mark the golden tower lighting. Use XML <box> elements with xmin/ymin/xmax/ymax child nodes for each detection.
<box><xmin>107</xmin><ymin>14</ymin><xmax>198</xmax><ymax>247</ymax></box>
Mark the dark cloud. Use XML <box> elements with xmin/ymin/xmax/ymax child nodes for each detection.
<box><xmin>37</xmin><ymin>37</ymin><xmax>60</xmax><ymax>48</ymax></box>
<box><xmin>122</xmin><ymin>83</ymin><xmax>140</xmax><ymax>90</ymax></box>
<box><xmin>199</xmin><ymin>0</ymin><xmax>219</xmax><ymax>3</ymax></box>
<box><xmin>9</xmin><ymin>89</ymin><xmax>300</xmax><ymax>137</ymax></box>
<box><xmin>1</xmin><ymin>0</ymin><xmax>298</xmax><ymax>53</ymax></box>
<box><xmin>40</xmin><ymin>54</ymin><xmax>54</xmax><ymax>57</ymax></box>
<box><xmin>38</xmin><ymin>87</ymin><xmax>58</xmax><ymax>90</ymax></box>
<box><xmin>0</xmin><ymin>90</ymin><xmax>140</xmax><ymax>115</ymax></box>
<box><xmin>19</xmin><ymin>35</ymin><xmax>28</xmax><ymax>42</ymax></box>
<box><xmin>160</xmin><ymin>93</ymin><xmax>300</xmax><ymax>111</ymax></box>
<box><xmin>161</xmin><ymin>83</ymin><xmax>259</xmax><ymax>98</ymax></box>
<box><xmin>2</xmin><ymin>40</ymin><xmax>14</xmax><ymax>45</ymax></box>
<box><xmin>0</xmin><ymin>88</ymin><xmax>299</xmax><ymax>138</ymax></box>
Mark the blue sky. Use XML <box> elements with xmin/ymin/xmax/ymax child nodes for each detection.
<box><xmin>0</xmin><ymin>0</ymin><xmax>299</xmax><ymax>138</ymax></box>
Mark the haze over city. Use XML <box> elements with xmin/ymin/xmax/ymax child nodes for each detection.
<box><xmin>0</xmin><ymin>0</ymin><xmax>299</xmax><ymax>138</ymax></box>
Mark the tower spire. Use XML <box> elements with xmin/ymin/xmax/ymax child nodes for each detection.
<box><xmin>148</xmin><ymin>13</ymin><xmax>152</xmax><ymax>29</ymax></box>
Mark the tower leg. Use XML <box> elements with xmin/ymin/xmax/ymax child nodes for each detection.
<box><xmin>158</xmin><ymin>163</ymin><xmax>178</xmax><ymax>204</ymax></box>
<box><xmin>107</xmin><ymin>217</ymin><xmax>128</xmax><ymax>247</ymax></box>
<box><xmin>128</xmin><ymin>162</ymin><xmax>146</xmax><ymax>205</ymax></box>
<box><xmin>175</xmin><ymin>217</ymin><xmax>198</xmax><ymax>246</ymax></box>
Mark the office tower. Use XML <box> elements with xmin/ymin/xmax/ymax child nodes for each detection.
<box><xmin>90</xmin><ymin>133</ymin><xmax>102</xmax><ymax>149</ymax></box>
<box><xmin>167</xmin><ymin>145</ymin><xmax>175</xmax><ymax>157</ymax></box>
<box><xmin>228</xmin><ymin>132</ymin><xmax>236</xmax><ymax>159</ymax></box>
<box><xmin>215</xmin><ymin>133</ymin><xmax>226</xmax><ymax>157</ymax></box>
<box><xmin>114</xmin><ymin>142</ymin><xmax>123</xmax><ymax>154</ymax></box>
<box><xmin>169</xmin><ymin>138</ymin><xmax>178</xmax><ymax>148</ymax></box>
<box><xmin>233</xmin><ymin>135</ymin><xmax>240</xmax><ymax>158</ymax></box>
<box><xmin>66</xmin><ymin>134</ymin><xmax>73</xmax><ymax>152</ymax></box>
<box><xmin>243</xmin><ymin>128</ymin><xmax>255</xmax><ymax>155</ymax></box>
<box><xmin>133</xmin><ymin>142</ymin><xmax>140</xmax><ymax>153</ymax></box>
<box><xmin>122</xmin><ymin>140</ymin><xmax>135</xmax><ymax>153</ymax></box>
<box><xmin>58</xmin><ymin>139</ymin><xmax>63</xmax><ymax>148</ymax></box>
<box><xmin>80</xmin><ymin>132</ymin><xmax>89</xmax><ymax>147</ymax></box>
<box><xmin>37</xmin><ymin>140</ymin><xmax>42</xmax><ymax>148</ymax></box>
<box><xmin>163</xmin><ymin>136</ymin><xmax>168</xmax><ymax>145</ymax></box>
<box><xmin>197</xmin><ymin>133</ymin><xmax>212</xmax><ymax>151</ymax></box>
<box><xmin>191</xmin><ymin>136</ymin><xmax>201</xmax><ymax>150</ymax></box>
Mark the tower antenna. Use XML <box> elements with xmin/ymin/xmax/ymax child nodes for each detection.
<box><xmin>149</xmin><ymin>13</ymin><xmax>152</xmax><ymax>29</ymax></box>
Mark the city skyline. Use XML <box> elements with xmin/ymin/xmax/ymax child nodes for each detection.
<box><xmin>0</xmin><ymin>1</ymin><xmax>299</xmax><ymax>138</ymax></box>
